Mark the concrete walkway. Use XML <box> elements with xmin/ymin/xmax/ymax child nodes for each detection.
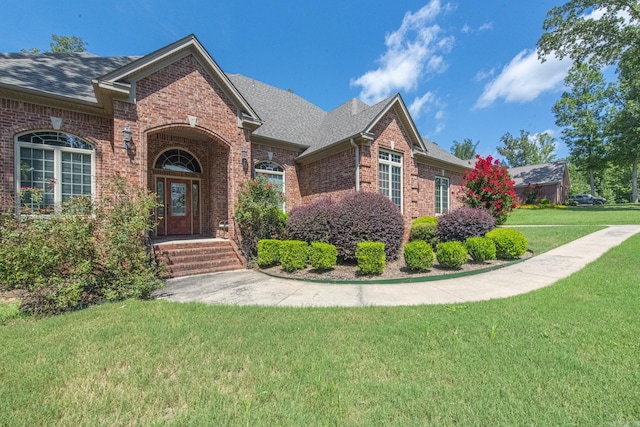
<box><xmin>154</xmin><ymin>225</ymin><xmax>640</xmax><ymax>307</ymax></box>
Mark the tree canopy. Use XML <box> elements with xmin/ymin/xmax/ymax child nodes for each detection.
<box><xmin>21</xmin><ymin>34</ymin><xmax>87</xmax><ymax>54</ymax></box>
<box><xmin>450</xmin><ymin>138</ymin><xmax>479</xmax><ymax>160</ymax></box>
<box><xmin>496</xmin><ymin>130</ymin><xmax>557</xmax><ymax>167</ymax></box>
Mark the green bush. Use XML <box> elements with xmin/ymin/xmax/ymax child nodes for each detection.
<box><xmin>465</xmin><ymin>236</ymin><xmax>497</xmax><ymax>263</ymax></box>
<box><xmin>412</xmin><ymin>216</ymin><xmax>438</xmax><ymax>226</ymax></box>
<box><xmin>308</xmin><ymin>242</ymin><xmax>338</xmax><ymax>271</ymax></box>
<box><xmin>436</xmin><ymin>241</ymin><xmax>468</xmax><ymax>269</ymax></box>
<box><xmin>356</xmin><ymin>242</ymin><xmax>386</xmax><ymax>275</ymax></box>
<box><xmin>486</xmin><ymin>228</ymin><xmax>528</xmax><ymax>259</ymax></box>
<box><xmin>409</xmin><ymin>223</ymin><xmax>439</xmax><ymax>248</ymax></box>
<box><xmin>0</xmin><ymin>176</ymin><xmax>163</xmax><ymax>316</ymax></box>
<box><xmin>403</xmin><ymin>240</ymin><xmax>435</xmax><ymax>272</ymax></box>
<box><xmin>257</xmin><ymin>239</ymin><xmax>282</xmax><ymax>267</ymax></box>
<box><xmin>279</xmin><ymin>240</ymin><xmax>308</xmax><ymax>272</ymax></box>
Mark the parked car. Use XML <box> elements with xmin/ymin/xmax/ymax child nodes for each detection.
<box><xmin>568</xmin><ymin>194</ymin><xmax>606</xmax><ymax>205</ymax></box>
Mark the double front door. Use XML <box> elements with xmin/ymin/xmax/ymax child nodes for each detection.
<box><xmin>156</xmin><ymin>177</ymin><xmax>200</xmax><ymax>236</ymax></box>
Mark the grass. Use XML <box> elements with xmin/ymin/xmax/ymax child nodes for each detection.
<box><xmin>1</xmin><ymin>207</ymin><xmax>639</xmax><ymax>425</ymax></box>
<box><xmin>507</xmin><ymin>203</ymin><xmax>640</xmax><ymax>225</ymax></box>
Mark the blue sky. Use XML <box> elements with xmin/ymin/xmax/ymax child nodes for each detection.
<box><xmin>2</xmin><ymin>0</ymin><xmax>579</xmax><ymax>160</ymax></box>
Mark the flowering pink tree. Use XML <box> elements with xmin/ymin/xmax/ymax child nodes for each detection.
<box><xmin>459</xmin><ymin>155</ymin><xmax>517</xmax><ymax>225</ymax></box>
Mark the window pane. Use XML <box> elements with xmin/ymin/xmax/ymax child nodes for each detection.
<box><xmin>171</xmin><ymin>183</ymin><xmax>187</xmax><ymax>216</ymax></box>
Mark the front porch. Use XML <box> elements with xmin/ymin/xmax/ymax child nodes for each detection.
<box><xmin>153</xmin><ymin>237</ymin><xmax>245</xmax><ymax>278</ymax></box>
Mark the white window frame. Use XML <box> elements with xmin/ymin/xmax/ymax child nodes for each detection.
<box><xmin>435</xmin><ymin>176</ymin><xmax>450</xmax><ymax>215</ymax></box>
<box><xmin>379</xmin><ymin>149</ymin><xmax>403</xmax><ymax>211</ymax></box>
<box><xmin>254</xmin><ymin>161</ymin><xmax>285</xmax><ymax>212</ymax></box>
<box><xmin>15</xmin><ymin>131</ymin><xmax>95</xmax><ymax>213</ymax></box>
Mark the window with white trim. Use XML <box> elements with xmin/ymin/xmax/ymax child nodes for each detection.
<box><xmin>435</xmin><ymin>176</ymin><xmax>450</xmax><ymax>215</ymax></box>
<box><xmin>16</xmin><ymin>132</ymin><xmax>94</xmax><ymax>211</ymax></box>
<box><xmin>255</xmin><ymin>161</ymin><xmax>285</xmax><ymax>211</ymax></box>
<box><xmin>379</xmin><ymin>149</ymin><xmax>402</xmax><ymax>211</ymax></box>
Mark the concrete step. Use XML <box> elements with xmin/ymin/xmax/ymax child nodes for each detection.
<box><xmin>153</xmin><ymin>239</ymin><xmax>245</xmax><ymax>278</ymax></box>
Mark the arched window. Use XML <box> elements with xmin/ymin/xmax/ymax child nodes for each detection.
<box><xmin>16</xmin><ymin>131</ymin><xmax>94</xmax><ymax>211</ymax></box>
<box><xmin>255</xmin><ymin>161</ymin><xmax>285</xmax><ymax>211</ymax></box>
<box><xmin>154</xmin><ymin>149</ymin><xmax>201</xmax><ymax>173</ymax></box>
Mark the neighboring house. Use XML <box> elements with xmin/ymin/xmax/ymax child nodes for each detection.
<box><xmin>0</xmin><ymin>34</ymin><xmax>470</xmax><ymax>244</ymax></box>
<box><xmin>509</xmin><ymin>161</ymin><xmax>570</xmax><ymax>205</ymax></box>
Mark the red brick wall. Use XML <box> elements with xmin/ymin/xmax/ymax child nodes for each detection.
<box><xmin>298</xmin><ymin>147</ymin><xmax>357</xmax><ymax>205</ymax></box>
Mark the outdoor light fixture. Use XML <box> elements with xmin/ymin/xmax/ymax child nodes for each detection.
<box><xmin>122</xmin><ymin>123</ymin><xmax>132</xmax><ymax>150</ymax></box>
<box><xmin>241</xmin><ymin>146</ymin><xmax>248</xmax><ymax>166</ymax></box>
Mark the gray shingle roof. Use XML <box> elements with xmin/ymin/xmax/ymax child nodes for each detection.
<box><xmin>420</xmin><ymin>138</ymin><xmax>473</xmax><ymax>169</ymax></box>
<box><xmin>509</xmin><ymin>161</ymin><xmax>567</xmax><ymax>186</ymax></box>
<box><xmin>0</xmin><ymin>52</ymin><xmax>138</xmax><ymax>103</ymax></box>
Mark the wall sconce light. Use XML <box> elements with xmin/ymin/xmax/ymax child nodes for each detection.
<box><xmin>122</xmin><ymin>123</ymin><xmax>132</xmax><ymax>150</ymax></box>
<box><xmin>241</xmin><ymin>146</ymin><xmax>248</xmax><ymax>167</ymax></box>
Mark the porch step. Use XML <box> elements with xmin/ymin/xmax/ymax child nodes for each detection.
<box><xmin>153</xmin><ymin>239</ymin><xmax>245</xmax><ymax>278</ymax></box>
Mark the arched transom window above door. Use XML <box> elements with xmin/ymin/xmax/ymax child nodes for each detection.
<box><xmin>155</xmin><ymin>149</ymin><xmax>202</xmax><ymax>173</ymax></box>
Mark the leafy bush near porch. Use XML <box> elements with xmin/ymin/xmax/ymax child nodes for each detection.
<box><xmin>436</xmin><ymin>207</ymin><xmax>496</xmax><ymax>243</ymax></box>
<box><xmin>436</xmin><ymin>241</ymin><xmax>468</xmax><ymax>269</ymax></box>
<box><xmin>465</xmin><ymin>236</ymin><xmax>497</xmax><ymax>263</ymax></box>
<box><xmin>0</xmin><ymin>175</ymin><xmax>163</xmax><ymax>315</ymax></box>
<box><xmin>356</xmin><ymin>241</ymin><xmax>386</xmax><ymax>275</ymax></box>
<box><xmin>257</xmin><ymin>239</ymin><xmax>282</xmax><ymax>267</ymax></box>
<box><xmin>410</xmin><ymin>223</ymin><xmax>439</xmax><ymax>249</ymax></box>
<box><xmin>332</xmin><ymin>192</ymin><xmax>404</xmax><ymax>261</ymax></box>
<box><xmin>279</xmin><ymin>240</ymin><xmax>308</xmax><ymax>272</ymax></box>
<box><xmin>234</xmin><ymin>175</ymin><xmax>286</xmax><ymax>257</ymax></box>
<box><xmin>486</xmin><ymin>228</ymin><xmax>528</xmax><ymax>259</ymax></box>
<box><xmin>403</xmin><ymin>240</ymin><xmax>435</xmax><ymax>272</ymax></box>
<box><xmin>308</xmin><ymin>242</ymin><xmax>337</xmax><ymax>271</ymax></box>
<box><xmin>286</xmin><ymin>197</ymin><xmax>335</xmax><ymax>244</ymax></box>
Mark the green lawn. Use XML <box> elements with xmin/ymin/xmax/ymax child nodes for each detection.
<box><xmin>1</xmin><ymin>208</ymin><xmax>639</xmax><ymax>426</ymax></box>
<box><xmin>506</xmin><ymin>203</ymin><xmax>640</xmax><ymax>225</ymax></box>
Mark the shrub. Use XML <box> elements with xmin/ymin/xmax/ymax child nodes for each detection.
<box><xmin>279</xmin><ymin>240</ymin><xmax>308</xmax><ymax>272</ymax></box>
<box><xmin>286</xmin><ymin>197</ymin><xmax>335</xmax><ymax>243</ymax></box>
<box><xmin>465</xmin><ymin>236</ymin><xmax>496</xmax><ymax>263</ymax></box>
<box><xmin>410</xmin><ymin>223</ymin><xmax>439</xmax><ymax>249</ymax></box>
<box><xmin>436</xmin><ymin>241</ymin><xmax>468</xmax><ymax>269</ymax></box>
<box><xmin>332</xmin><ymin>192</ymin><xmax>404</xmax><ymax>261</ymax></box>
<box><xmin>486</xmin><ymin>228</ymin><xmax>528</xmax><ymax>259</ymax></box>
<box><xmin>436</xmin><ymin>207</ymin><xmax>496</xmax><ymax>242</ymax></box>
<box><xmin>257</xmin><ymin>239</ymin><xmax>282</xmax><ymax>267</ymax></box>
<box><xmin>356</xmin><ymin>242</ymin><xmax>386</xmax><ymax>275</ymax></box>
<box><xmin>403</xmin><ymin>240</ymin><xmax>435</xmax><ymax>272</ymax></box>
<box><xmin>412</xmin><ymin>216</ymin><xmax>438</xmax><ymax>226</ymax></box>
<box><xmin>459</xmin><ymin>155</ymin><xmax>517</xmax><ymax>225</ymax></box>
<box><xmin>308</xmin><ymin>242</ymin><xmax>338</xmax><ymax>271</ymax></box>
<box><xmin>0</xmin><ymin>175</ymin><xmax>163</xmax><ymax>316</ymax></box>
<box><xmin>234</xmin><ymin>175</ymin><xmax>286</xmax><ymax>257</ymax></box>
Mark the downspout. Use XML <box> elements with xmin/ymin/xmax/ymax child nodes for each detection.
<box><xmin>350</xmin><ymin>138</ymin><xmax>360</xmax><ymax>192</ymax></box>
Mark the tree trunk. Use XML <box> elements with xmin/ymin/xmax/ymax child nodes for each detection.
<box><xmin>589</xmin><ymin>169</ymin><xmax>596</xmax><ymax>195</ymax></box>
<box><xmin>632</xmin><ymin>159</ymin><xmax>638</xmax><ymax>203</ymax></box>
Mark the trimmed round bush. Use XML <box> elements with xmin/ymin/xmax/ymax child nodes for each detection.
<box><xmin>332</xmin><ymin>192</ymin><xmax>404</xmax><ymax>261</ymax></box>
<box><xmin>412</xmin><ymin>216</ymin><xmax>438</xmax><ymax>226</ymax></box>
<box><xmin>465</xmin><ymin>236</ymin><xmax>496</xmax><ymax>263</ymax></box>
<box><xmin>436</xmin><ymin>207</ymin><xmax>496</xmax><ymax>243</ymax></box>
<box><xmin>403</xmin><ymin>240</ymin><xmax>435</xmax><ymax>272</ymax></box>
<box><xmin>286</xmin><ymin>197</ymin><xmax>335</xmax><ymax>243</ymax></box>
<box><xmin>436</xmin><ymin>241</ymin><xmax>468</xmax><ymax>269</ymax></box>
<box><xmin>486</xmin><ymin>228</ymin><xmax>528</xmax><ymax>259</ymax></box>
<box><xmin>257</xmin><ymin>239</ymin><xmax>282</xmax><ymax>267</ymax></box>
<box><xmin>308</xmin><ymin>242</ymin><xmax>337</xmax><ymax>271</ymax></box>
<box><xmin>279</xmin><ymin>240</ymin><xmax>308</xmax><ymax>272</ymax></box>
<box><xmin>409</xmin><ymin>223</ymin><xmax>439</xmax><ymax>249</ymax></box>
<box><xmin>356</xmin><ymin>241</ymin><xmax>386</xmax><ymax>275</ymax></box>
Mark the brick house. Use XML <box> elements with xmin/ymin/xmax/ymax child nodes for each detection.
<box><xmin>1</xmin><ymin>35</ymin><xmax>470</xmax><ymax>273</ymax></box>
<box><xmin>509</xmin><ymin>161</ymin><xmax>570</xmax><ymax>205</ymax></box>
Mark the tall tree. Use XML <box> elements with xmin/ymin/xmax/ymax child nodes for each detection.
<box><xmin>553</xmin><ymin>64</ymin><xmax>613</xmax><ymax>195</ymax></box>
<box><xmin>607</xmin><ymin>47</ymin><xmax>640</xmax><ymax>202</ymax></box>
<box><xmin>537</xmin><ymin>0</ymin><xmax>640</xmax><ymax>69</ymax></box>
<box><xmin>21</xmin><ymin>34</ymin><xmax>87</xmax><ymax>54</ymax></box>
<box><xmin>496</xmin><ymin>130</ymin><xmax>557</xmax><ymax>167</ymax></box>
<box><xmin>450</xmin><ymin>138</ymin><xmax>479</xmax><ymax>160</ymax></box>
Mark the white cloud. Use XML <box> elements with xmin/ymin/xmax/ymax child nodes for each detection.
<box><xmin>409</xmin><ymin>92</ymin><xmax>435</xmax><ymax>119</ymax></box>
<box><xmin>479</xmin><ymin>21</ymin><xmax>493</xmax><ymax>31</ymax></box>
<box><xmin>474</xmin><ymin>49</ymin><xmax>571</xmax><ymax>109</ymax></box>
<box><xmin>461</xmin><ymin>24</ymin><xmax>471</xmax><ymax>33</ymax></box>
<box><xmin>474</xmin><ymin>67</ymin><xmax>495</xmax><ymax>82</ymax></box>
<box><xmin>351</xmin><ymin>0</ymin><xmax>453</xmax><ymax>104</ymax></box>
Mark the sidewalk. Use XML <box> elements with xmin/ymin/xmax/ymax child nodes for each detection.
<box><xmin>154</xmin><ymin>225</ymin><xmax>640</xmax><ymax>307</ymax></box>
